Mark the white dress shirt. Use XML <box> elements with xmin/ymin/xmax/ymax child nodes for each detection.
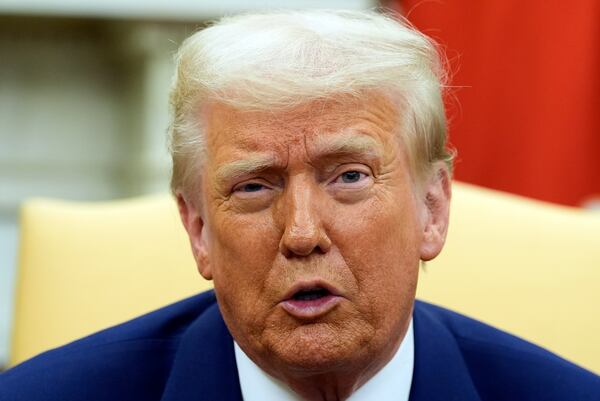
<box><xmin>234</xmin><ymin>319</ymin><xmax>414</xmax><ymax>401</ymax></box>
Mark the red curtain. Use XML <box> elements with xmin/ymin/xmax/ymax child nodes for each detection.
<box><xmin>396</xmin><ymin>1</ymin><xmax>600</xmax><ymax>206</ymax></box>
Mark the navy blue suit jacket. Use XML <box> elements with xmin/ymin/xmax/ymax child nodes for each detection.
<box><xmin>1</xmin><ymin>290</ymin><xmax>599</xmax><ymax>400</ymax></box>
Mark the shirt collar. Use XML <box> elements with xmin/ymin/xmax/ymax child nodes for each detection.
<box><xmin>234</xmin><ymin>319</ymin><xmax>414</xmax><ymax>401</ymax></box>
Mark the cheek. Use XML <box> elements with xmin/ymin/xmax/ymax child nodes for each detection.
<box><xmin>211</xmin><ymin>211</ymin><xmax>280</xmax><ymax>267</ymax></box>
<box><xmin>207</xmin><ymin>210</ymin><xmax>281</xmax><ymax>318</ymax></box>
<box><xmin>329</xmin><ymin>194</ymin><xmax>421</xmax><ymax>318</ymax></box>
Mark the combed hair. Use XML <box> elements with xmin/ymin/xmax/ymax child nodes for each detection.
<box><xmin>168</xmin><ymin>9</ymin><xmax>453</xmax><ymax>197</ymax></box>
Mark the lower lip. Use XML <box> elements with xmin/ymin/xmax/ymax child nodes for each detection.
<box><xmin>281</xmin><ymin>295</ymin><xmax>342</xmax><ymax>319</ymax></box>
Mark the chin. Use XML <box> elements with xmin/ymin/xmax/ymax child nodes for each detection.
<box><xmin>270</xmin><ymin>321</ymin><xmax>374</xmax><ymax>375</ymax></box>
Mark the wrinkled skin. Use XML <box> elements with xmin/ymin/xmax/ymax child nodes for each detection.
<box><xmin>178</xmin><ymin>93</ymin><xmax>451</xmax><ymax>401</ymax></box>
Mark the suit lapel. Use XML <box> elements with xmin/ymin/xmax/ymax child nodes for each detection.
<box><xmin>409</xmin><ymin>301</ymin><xmax>481</xmax><ymax>401</ymax></box>
<box><xmin>160</xmin><ymin>301</ymin><xmax>243</xmax><ymax>401</ymax></box>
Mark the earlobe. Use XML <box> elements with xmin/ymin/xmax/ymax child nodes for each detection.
<box><xmin>419</xmin><ymin>165</ymin><xmax>451</xmax><ymax>261</ymax></box>
<box><xmin>176</xmin><ymin>193</ymin><xmax>213</xmax><ymax>280</ymax></box>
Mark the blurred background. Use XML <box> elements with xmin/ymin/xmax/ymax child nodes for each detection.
<box><xmin>0</xmin><ymin>0</ymin><xmax>598</xmax><ymax>369</ymax></box>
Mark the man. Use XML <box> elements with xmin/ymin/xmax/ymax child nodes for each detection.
<box><xmin>1</xmin><ymin>10</ymin><xmax>599</xmax><ymax>401</ymax></box>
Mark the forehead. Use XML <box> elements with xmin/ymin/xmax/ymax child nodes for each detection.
<box><xmin>200</xmin><ymin>93</ymin><xmax>400</xmax><ymax>164</ymax></box>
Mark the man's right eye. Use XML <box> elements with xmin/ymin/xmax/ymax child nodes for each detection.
<box><xmin>233</xmin><ymin>182</ymin><xmax>269</xmax><ymax>194</ymax></box>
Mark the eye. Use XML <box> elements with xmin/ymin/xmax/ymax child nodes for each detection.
<box><xmin>339</xmin><ymin>171</ymin><xmax>363</xmax><ymax>183</ymax></box>
<box><xmin>327</xmin><ymin>167</ymin><xmax>373</xmax><ymax>203</ymax></box>
<box><xmin>334</xmin><ymin>170</ymin><xmax>368</xmax><ymax>184</ymax></box>
<box><xmin>229</xmin><ymin>179</ymin><xmax>276</xmax><ymax>212</ymax></box>
<box><xmin>236</xmin><ymin>182</ymin><xmax>266</xmax><ymax>193</ymax></box>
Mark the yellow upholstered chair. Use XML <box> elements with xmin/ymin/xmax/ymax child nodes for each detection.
<box><xmin>418</xmin><ymin>183</ymin><xmax>600</xmax><ymax>374</ymax></box>
<box><xmin>10</xmin><ymin>194</ymin><xmax>211</xmax><ymax>367</ymax></box>
<box><xmin>9</xmin><ymin>182</ymin><xmax>600</xmax><ymax>374</ymax></box>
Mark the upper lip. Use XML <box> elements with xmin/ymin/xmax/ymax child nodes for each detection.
<box><xmin>281</xmin><ymin>279</ymin><xmax>342</xmax><ymax>302</ymax></box>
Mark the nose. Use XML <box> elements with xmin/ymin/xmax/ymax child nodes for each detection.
<box><xmin>279</xmin><ymin>177</ymin><xmax>332</xmax><ymax>257</ymax></box>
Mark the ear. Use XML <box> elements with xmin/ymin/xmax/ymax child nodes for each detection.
<box><xmin>176</xmin><ymin>193</ymin><xmax>213</xmax><ymax>280</ymax></box>
<box><xmin>419</xmin><ymin>164</ymin><xmax>452</xmax><ymax>261</ymax></box>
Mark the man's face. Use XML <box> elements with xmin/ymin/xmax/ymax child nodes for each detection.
<box><xmin>179</xmin><ymin>93</ymin><xmax>449</xmax><ymax>377</ymax></box>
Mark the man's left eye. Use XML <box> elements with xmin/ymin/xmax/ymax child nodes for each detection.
<box><xmin>336</xmin><ymin>171</ymin><xmax>366</xmax><ymax>184</ymax></box>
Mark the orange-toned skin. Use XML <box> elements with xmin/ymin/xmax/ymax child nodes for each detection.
<box><xmin>178</xmin><ymin>93</ymin><xmax>451</xmax><ymax>401</ymax></box>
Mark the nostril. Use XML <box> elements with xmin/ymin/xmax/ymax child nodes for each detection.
<box><xmin>280</xmin><ymin>230</ymin><xmax>319</xmax><ymax>257</ymax></box>
<box><xmin>280</xmin><ymin>225</ymin><xmax>331</xmax><ymax>257</ymax></box>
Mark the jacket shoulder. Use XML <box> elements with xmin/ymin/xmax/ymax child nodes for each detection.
<box><xmin>0</xmin><ymin>290</ymin><xmax>217</xmax><ymax>401</ymax></box>
<box><xmin>414</xmin><ymin>300</ymin><xmax>600</xmax><ymax>400</ymax></box>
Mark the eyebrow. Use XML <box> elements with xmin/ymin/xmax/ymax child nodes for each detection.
<box><xmin>215</xmin><ymin>154</ymin><xmax>277</xmax><ymax>184</ymax></box>
<box><xmin>311</xmin><ymin>133</ymin><xmax>383</xmax><ymax>160</ymax></box>
<box><xmin>214</xmin><ymin>134</ymin><xmax>383</xmax><ymax>184</ymax></box>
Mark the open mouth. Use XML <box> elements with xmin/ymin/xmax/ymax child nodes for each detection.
<box><xmin>291</xmin><ymin>287</ymin><xmax>331</xmax><ymax>301</ymax></box>
<box><xmin>281</xmin><ymin>282</ymin><xmax>342</xmax><ymax>319</ymax></box>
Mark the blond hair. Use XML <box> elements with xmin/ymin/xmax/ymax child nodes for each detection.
<box><xmin>168</xmin><ymin>9</ymin><xmax>452</xmax><ymax>197</ymax></box>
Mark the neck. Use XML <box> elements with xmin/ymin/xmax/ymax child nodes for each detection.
<box><xmin>271</xmin><ymin>336</ymin><xmax>403</xmax><ymax>401</ymax></box>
